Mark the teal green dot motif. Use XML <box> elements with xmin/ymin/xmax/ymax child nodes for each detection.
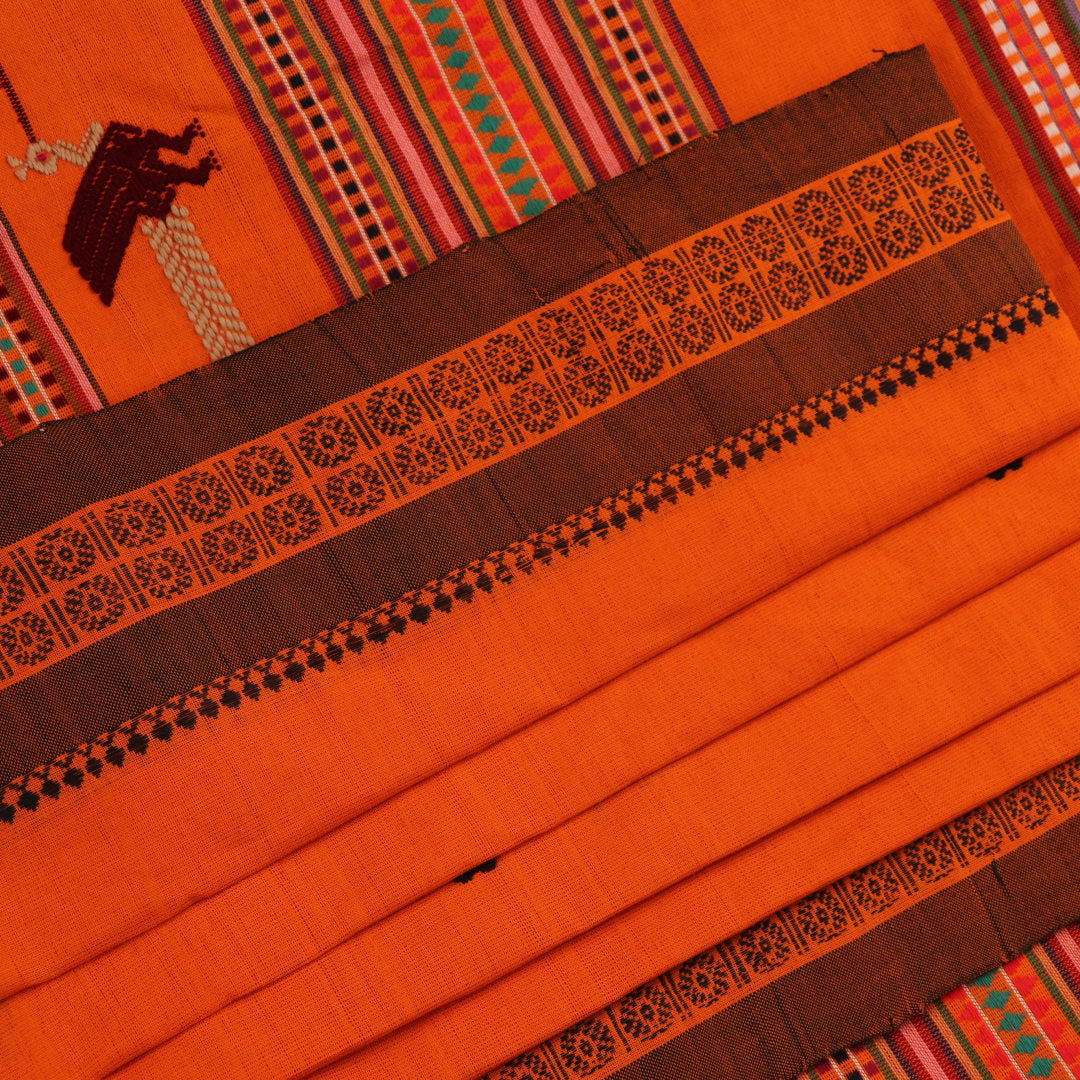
<box><xmin>410</xmin><ymin>0</ymin><xmax>550</xmax><ymax>223</ymax></box>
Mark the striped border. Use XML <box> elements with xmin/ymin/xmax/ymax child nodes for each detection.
<box><xmin>809</xmin><ymin>922</ymin><xmax>1080</xmax><ymax>1080</ymax></box>
<box><xmin>0</xmin><ymin>209</ymin><xmax>99</xmax><ymax>442</ymax></box>
<box><xmin>937</xmin><ymin>0</ymin><xmax>1080</xmax><ymax>262</ymax></box>
<box><xmin>184</xmin><ymin>0</ymin><xmax>727</xmax><ymax>298</ymax></box>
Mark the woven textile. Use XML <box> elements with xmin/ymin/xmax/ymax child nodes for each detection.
<box><xmin>4</xmin><ymin>47</ymin><xmax>1080</xmax><ymax>1080</ymax></box>
<box><xmin>5</xmin><ymin>8</ymin><xmax>1080</xmax><ymax>1080</ymax></box>
<box><xmin>486</xmin><ymin>759</ymin><xmax>1080</xmax><ymax>1080</ymax></box>
<box><xmin>805</xmin><ymin>924</ymin><xmax>1080</xmax><ymax>1080</ymax></box>
<box><xmin>0</xmin><ymin>0</ymin><xmax>720</xmax><ymax>438</ymax></box>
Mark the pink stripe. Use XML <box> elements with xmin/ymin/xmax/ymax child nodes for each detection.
<box><xmin>964</xmin><ymin>985</ymin><xmax>1028</xmax><ymax>1080</ymax></box>
<box><xmin>1052</xmin><ymin>925</ymin><xmax>1080</xmax><ymax>979</ymax></box>
<box><xmin>827</xmin><ymin>1059</ymin><xmax>850</xmax><ymax>1080</ymax></box>
<box><xmin>899</xmin><ymin>1021</ymin><xmax>952</xmax><ymax>1080</ymax></box>
<box><xmin>323</xmin><ymin>0</ymin><xmax>464</xmax><ymax>251</ymax></box>
<box><xmin>400</xmin><ymin>1</ymin><xmax>519</xmax><ymax>221</ymax></box>
<box><xmin>521</xmin><ymin>0</ymin><xmax>623</xmax><ymax>179</ymax></box>
<box><xmin>0</xmin><ymin>220</ymin><xmax>100</xmax><ymax>412</ymax></box>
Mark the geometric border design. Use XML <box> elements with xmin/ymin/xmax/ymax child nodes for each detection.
<box><xmin>0</xmin><ymin>120</ymin><xmax>1009</xmax><ymax>690</ymax></box>
<box><xmin>485</xmin><ymin>754</ymin><xmax>1080</xmax><ymax>1080</ymax></box>
<box><xmin>0</xmin><ymin>286</ymin><xmax>1057</xmax><ymax>821</ymax></box>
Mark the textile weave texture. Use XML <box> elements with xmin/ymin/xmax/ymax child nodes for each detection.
<box><xmin>4</xmin><ymin>47</ymin><xmax>1080</xmax><ymax>1080</ymax></box>
<box><xmin>806</xmin><ymin>924</ymin><xmax>1080</xmax><ymax>1080</ymax></box>
<box><xmin>4</xmin><ymin>18</ymin><xmax>1080</xmax><ymax>1080</ymax></box>
<box><xmin>0</xmin><ymin>0</ymin><xmax>722</xmax><ymax>437</ymax></box>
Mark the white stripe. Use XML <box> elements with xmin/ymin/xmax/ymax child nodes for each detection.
<box><xmin>257</xmin><ymin>0</ymin><xmax>407</xmax><ymax>281</ymax></box>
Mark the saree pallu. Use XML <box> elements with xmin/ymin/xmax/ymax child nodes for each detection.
<box><xmin>3</xmin><ymin>44</ymin><xmax>1080</xmax><ymax>1080</ymax></box>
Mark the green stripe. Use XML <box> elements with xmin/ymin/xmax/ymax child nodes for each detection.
<box><xmin>562</xmin><ymin>0</ymin><xmax>655</xmax><ymax>160</ymax></box>
<box><xmin>1028</xmin><ymin>949</ymin><xmax>1080</xmax><ymax>1034</ymax></box>
<box><xmin>865</xmin><ymin>1040</ymin><xmax>905</xmax><ymax>1080</ymax></box>
<box><xmin>946</xmin><ymin>0</ymin><xmax>1080</xmax><ymax>248</ymax></box>
<box><xmin>283</xmin><ymin>0</ymin><xmax>427</xmax><ymax>265</ymax></box>
<box><xmin>1056</xmin><ymin>0</ymin><xmax>1080</xmax><ymax>39</ymax></box>
<box><xmin>367</xmin><ymin>1</ymin><xmax>499</xmax><ymax>235</ymax></box>
<box><xmin>481</xmin><ymin>0</ymin><xmax>591</xmax><ymax>191</ymax></box>
<box><xmin>630</xmin><ymin>0</ymin><xmax>714</xmax><ymax>135</ymax></box>
<box><xmin>938</xmin><ymin>998</ymin><xmax>999</xmax><ymax>1080</ymax></box>
<box><xmin>207</xmin><ymin>0</ymin><xmax>370</xmax><ymax>292</ymax></box>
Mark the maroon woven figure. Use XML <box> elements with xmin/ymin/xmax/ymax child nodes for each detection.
<box><xmin>62</xmin><ymin>119</ymin><xmax>218</xmax><ymax>305</ymax></box>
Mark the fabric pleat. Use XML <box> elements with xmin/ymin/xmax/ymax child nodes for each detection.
<box><xmin>7</xmin><ymin>423</ymin><xmax>1080</xmax><ymax>1080</ymax></box>
<box><xmin>1</xmin><ymin>291</ymin><xmax>1076</xmax><ymax>1014</ymax></box>
<box><xmin>312</xmin><ymin>673</ymin><xmax>1080</xmax><ymax>1080</ymax></box>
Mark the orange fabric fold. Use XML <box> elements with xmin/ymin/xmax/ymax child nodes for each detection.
<box><xmin>1</xmin><ymin>307</ymin><xmax>1076</xmax><ymax>1010</ymax></box>
<box><xmin>100</xmin><ymin>524</ymin><xmax>1080</xmax><ymax>1078</ymax></box>
<box><xmin>4</xmin><ymin>14</ymin><xmax>1080</xmax><ymax>1080</ymax></box>
<box><xmin>317</xmin><ymin>672</ymin><xmax>1080</xmax><ymax>1080</ymax></box>
<box><xmin>7</xmin><ymin>421</ymin><xmax>1080</xmax><ymax>1080</ymax></box>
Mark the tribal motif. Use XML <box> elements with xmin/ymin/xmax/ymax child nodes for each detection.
<box><xmin>185</xmin><ymin>0</ymin><xmax>725</xmax><ymax>300</ymax></box>
<box><xmin>63</xmin><ymin>120</ymin><xmax>220</xmax><ymax>306</ymax></box>
<box><xmin>141</xmin><ymin>204</ymin><xmax>256</xmax><ymax>360</ymax></box>
<box><xmin>2</xmin><ymin>62</ymin><xmax>253</xmax><ymax>361</ymax></box>
<box><xmin>487</xmin><ymin>756</ymin><xmax>1080</xmax><ymax>1080</ymax></box>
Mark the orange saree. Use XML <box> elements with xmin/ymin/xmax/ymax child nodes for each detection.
<box><xmin>1</xmin><ymin>6</ymin><xmax>1080</xmax><ymax>1080</ymax></box>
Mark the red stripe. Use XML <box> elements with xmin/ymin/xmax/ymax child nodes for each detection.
<box><xmin>312</xmin><ymin>0</ymin><xmax>474</xmax><ymax>248</ymax></box>
<box><xmin>643</xmin><ymin>0</ymin><xmax>730</xmax><ymax>125</ymax></box>
<box><xmin>182</xmin><ymin>0</ymin><xmax>351</xmax><ymax>304</ymax></box>
<box><xmin>1034</xmin><ymin>1</ymin><xmax>1080</xmax><ymax>103</ymax></box>
<box><xmin>935</xmin><ymin>0</ymin><xmax>1080</xmax><ymax>265</ymax></box>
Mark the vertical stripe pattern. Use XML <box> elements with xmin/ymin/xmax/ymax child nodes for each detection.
<box><xmin>184</xmin><ymin>0</ymin><xmax>727</xmax><ymax>298</ymax></box>
<box><xmin>0</xmin><ymin>210</ymin><xmax>98</xmax><ymax>442</ymax></box>
<box><xmin>937</xmin><ymin>0</ymin><xmax>1080</xmax><ymax>259</ymax></box>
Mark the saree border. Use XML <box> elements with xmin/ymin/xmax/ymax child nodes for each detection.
<box><xmin>812</xmin><ymin>924</ymin><xmax>1080</xmax><ymax>1080</ymax></box>
<box><xmin>485</xmin><ymin>754</ymin><xmax>1080</xmax><ymax>1080</ymax></box>
<box><xmin>0</xmin><ymin>285</ymin><xmax>1057</xmax><ymax>821</ymax></box>
<box><xmin>0</xmin><ymin>119</ymin><xmax>1009</xmax><ymax>690</ymax></box>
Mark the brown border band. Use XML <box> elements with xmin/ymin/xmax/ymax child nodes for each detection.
<box><xmin>0</xmin><ymin>223</ymin><xmax>1039</xmax><ymax>788</ymax></box>
<box><xmin>0</xmin><ymin>125</ymin><xmax>1011</xmax><ymax>692</ymax></box>
<box><xmin>0</xmin><ymin>47</ymin><xmax>1040</xmax><ymax>788</ymax></box>
<box><xmin>0</xmin><ymin>46</ymin><xmax>957</xmax><ymax>543</ymax></box>
<box><xmin>1</xmin><ymin>289</ymin><xmax>1058</xmax><ymax>822</ymax></box>
<box><xmin>484</xmin><ymin>760</ymin><xmax>1080</xmax><ymax>1080</ymax></box>
<box><xmin>607</xmin><ymin>816</ymin><xmax>1080</xmax><ymax>1080</ymax></box>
